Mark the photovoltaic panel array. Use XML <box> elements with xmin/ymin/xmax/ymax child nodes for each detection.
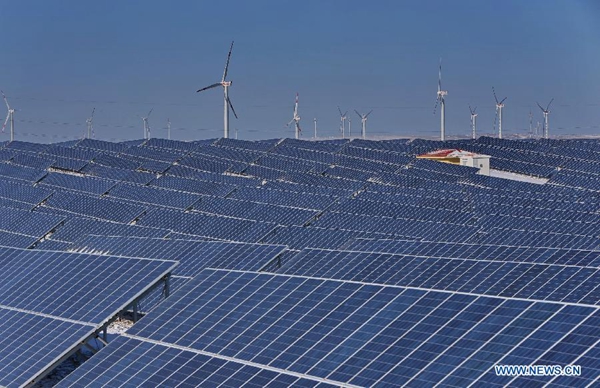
<box><xmin>70</xmin><ymin>235</ymin><xmax>288</xmax><ymax>276</ymax></box>
<box><xmin>0</xmin><ymin>246</ymin><xmax>177</xmax><ymax>386</ymax></box>
<box><xmin>277</xmin><ymin>248</ymin><xmax>600</xmax><ymax>305</ymax></box>
<box><xmin>344</xmin><ymin>238</ymin><xmax>600</xmax><ymax>267</ymax></box>
<box><xmin>58</xmin><ymin>269</ymin><xmax>600</xmax><ymax>387</ymax></box>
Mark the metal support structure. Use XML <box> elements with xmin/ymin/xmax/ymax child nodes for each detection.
<box><xmin>440</xmin><ymin>98</ymin><xmax>446</xmax><ymax>141</ymax></box>
<box><xmin>498</xmin><ymin>105</ymin><xmax>503</xmax><ymax>139</ymax></box>
<box><xmin>224</xmin><ymin>84</ymin><xmax>230</xmax><ymax>138</ymax></box>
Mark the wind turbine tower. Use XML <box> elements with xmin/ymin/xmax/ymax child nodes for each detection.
<box><xmin>313</xmin><ymin>118</ymin><xmax>317</xmax><ymax>139</ymax></box>
<box><xmin>196</xmin><ymin>41</ymin><xmax>238</xmax><ymax>138</ymax></box>
<box><xmin>493</xmin><ymin>87</ymin><xmax>507</xmax><ymax>139</ymax></box>
<box><xmin>355</xmin><ymin>109</ymin><xmax>373</xmax><ymax>139</ymax></box>
<box><xmin>2</xmin><ymin>91</ymin><xmax>15</xmax><ymax>141</ymax></box>
<box><xmin>338</xmin><ymin>107</ymin><xmax>348</xmax><ymax>138</ymax></box>
<box><xmin>286</xmin><ymin>93</ymin><xmax>301</xmax><ymax>139</ymax></box>
<box><xmin>433</xmin><ymin>59</ymin><xmax>448</xmax><ymax>141</ymax></box>
<box><xmin>86</xmin><ymin>108</ymin><xmax>95</xmax><ymax>139</ymax></box>
<box><xmin>469</xmin><ymin>106</ymin><xmax>477</xmax><ymax>139</ymax></box>
<box><xmin>537</xmin><ymin>98</ymin><xmax>554</xmax><ymax>139</ymax></box>
<box><xmin>348</xmin><ymin>118</ymin><xmax>352</xmax><ymax>137</ymax></box>
<box><xmin>140</xmin><ymin>108</ymin><xmax>153</xmax><ymax>139</ymax></box>
<box><xmin>167</xmin><ymin>118</ymin><xmax>171</xmax><ymax>140</ymax></box>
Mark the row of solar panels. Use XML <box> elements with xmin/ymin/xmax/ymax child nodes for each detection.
<box><xmin>44</xmin><ymin>235</ymin><xmax>599</xmax><ymax>387</ymax></box>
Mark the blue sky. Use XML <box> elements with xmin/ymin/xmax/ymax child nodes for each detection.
<box><xmin>0</xmin><ymin>0</ymin><xmax>598</xmax><ymax>142</ymax></box>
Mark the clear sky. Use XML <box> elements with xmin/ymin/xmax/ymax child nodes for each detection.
<box><xmin>0</xmin><ymin>0</ymin><xmax>599</xmax><ymax>142</ymax></box>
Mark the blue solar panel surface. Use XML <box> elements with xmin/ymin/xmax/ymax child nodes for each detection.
<box><xmin>0</xmin><ymin>246</ymin><xmax>177</xmax><ymax>386</ymax></box>
<box><xmin>59</xmin><ymin>269</ymin><xmax>600</xmax><ymax>387</ymax></box>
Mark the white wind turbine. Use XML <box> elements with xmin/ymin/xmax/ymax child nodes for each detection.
<box><xmin>536</xmin><ymin>98</ymin><xmax>554</xmax><ymax>139</ymax></box>
<box><xmin>433</xmin><ymin>58</ymin><xmax>448</xmax><ymax>141</ymax></box>
<box><xmin>2</xmin><ymin>91</ymin><xmax>15</xmax><ymax>141</ymax></box>
<box><xmin>313</xmin><ymin>118</ymin><xmax>317</xmax><ymax>139</ymax></box>
<box><xmin>355</xmin><ymin>109</ymin><xmax>373</xmax><ymax>139</ymax></box>
<box><xmin>140</xmin><ymin>108</ymin><xmax>153</xmax><ymax>139</ymax></box>
<box><xmin>86</xmin><ymin>108</ymin><xmax>95</xmax><ymax>139</ymax></box>
<box><xmin>167</xmin><ymin>118</ymin><xmax>171</xmax><ymax>140</ymax></box>
<box><xmin>338</xmin><ymin>106</ymin><xmax>348</xmax><ymax>138</ymax></box>
<box><xmin>286</xmin><ymin>93</ymin><xmax>301</xmax><ymax>139</ymax></box>
<box><xmin>196</xmin><ymin>41</ymin><xmax>238</xmax><ymax>138</ymax></box>
<box><xmin>469</xmin><ymin>105</ymin><xmax>477</xmax><ymax>139</ymax></box>
<box><xmin>493</xmin><ymin>87</ymin><xmax>507</xmax><ymax>139</ymax></box>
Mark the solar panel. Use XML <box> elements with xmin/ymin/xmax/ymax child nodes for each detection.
<box><xmin>0</xmin><ymin>246</ymin><xmax>177</xmax><ymax>386</ymax></box>
<box><xmin>70</xmin><ymin>236</ymin><xmax>288</xmax><ymax>275</ymax></box>
<box><xmin>344</xmin><ymin>239</ymin><xmax>600</xmax><ymax>267</ymax></box>
<box><xmin>43</xmin><ymin>191</ymin><xmax>147</xmax><ymax>223</ymax></box>
<box><xmin>0</xmin><ymin>179</ymin><xmax>53</xmax><ymax>205</ymax></box>
<box><xmin>137</xmin><ymin>208</ymin><xmax>277</xmax><ymax>243</ymax></box>
<box><xmin>149</xmin><ymin>175</ymin><xmax>236</xmax><ymax>197</ymax></box>
<box><xmin>47</xmin><ymin>217</ymin><xmax>168</xmax><ymax>243</ymax></box>
<box><xmin>0</xmin><ymin>163</ymin><xmax>47</xmax><ymax>182</ymax></box>
<box><xmin>260</xmin><ymin>225</ymin><xmax>374</xmax><ymax>250</ymax></box>
<box><xmin>277</xmin><ymin>248</ymin><xmax>600</xmax><ymax>305</ymax></box>
<box><xmin>107</xmin><ymin>183</ymin><xmax>202</xmax><ymax>210</ymax></box>
<box><xmin>39</xmin><ymin>172</ymin><xmax>116</xmax><ymax>195</ymax></box>
<box><xmin>0</xmin><ymin>206</ymin><xmax>64</xmax><ymax>238</ymax></box>
<box><xmin>0</xmin><ymin>230</ymin><xmax>40</xmax><ymax>248</ymax></box>
<box><xmin>58</xmin><ymin>336</ymin><xmax>336</xmax><ymax>387</ymax></box>
<box><xmin>57</xmin><ymin>269</ymin><xmax>600</xmax><ymax>387</ymax></box>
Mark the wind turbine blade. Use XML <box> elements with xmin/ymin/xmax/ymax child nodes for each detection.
<box><xmin>342</xmin><ymin>111</ymin><xmax>348</xmax><ymax>117</ymax></box>
<box><xmin>492</xmin><ymin>87</ymin><xmax>499</xmax><ymax>104</ymax></box>
<box><xmin>433</xmin><ymin>97</ymin><xmax>439</xmax><ymax>115</ymax></box>
<box><xmin>365</xmin><ymin>110</ymin><xmax>373</xmax><ymax>118</ymax></box>
<box><xmin>1</xmin><ymin>91</ymin><xmax>9</xmax><ymax>110</ymax></box>
<box><xmin>294</xmin><ymin>93</ymin><xmax>299</xmax><ymax>115</ymax></box>
<box><xmin>196</xmin><ymin>83</ymin><xmax>222</xmax><ymax>93</ymax></box>
<box><xmin>147</xmin><ymin>108</ymin><xmax>153</xmax><ymax>118</ymax></box>
<box><xmin>1</xmin><ymin>113</ymin><xmax>8</xmax><ymax>133</ymax></box>
<box><xmin>536</xmin><ymin>102</ymin><xmax>544</xmax><ymax>111</ymax></box>
<box><xmin>473</xmin><ymin>106</ymin><xmax>477</xmax><ymax>113</ymax></box>
<box><xmin>338</xmin><ymin>106</ymin><xmax>343</xmax><ymax>117</ymax></box>
<box><xmin>91</xmin><ymin>107</ymin><xmax>95</xmax><ymax>119</ymax></box>
<box><xmin>222</xmin><ymin>41</ymin><xmax>234</xmax><ymax>82</ymax></box>
<box><xmin>354</xmin><ymin>109</ymin><xmax>362</xmax><ymax>118</ymax></box>
<box><xmin>227</xmin><ymin>96</ymin><xmax>238</xmax><ymax>119</ymax></box>
<box><xmin>297</xmin><ymin>122</ymin><xmax>301</xmax><ymax>133</ymax></box>
<box><xmin>546</xmin><ymin>98</ymin><xmax>554</xmax><ymax>111</ymax></box>
<box><xmin>500</xmin><ymin>97</ymin><xmax>507</xmax><ymax>104</ymax></box>
<box><xmin>438</xmin><ymin>58</ymin><xmax>442</xmax><ymax>92</ymax></box>
<box><xmin>469</xmin><ymin>105</ymin><xmax>474</xmax><ymax>114</ymax></box>
<box><xmin>287</xmin><ymin>118</ymin><xmax>294</xmax><ymax>127</ymax></box>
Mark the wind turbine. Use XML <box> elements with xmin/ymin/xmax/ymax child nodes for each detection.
<box><xmin>196</xmin><ymin>41</ymin><xmax>238</xmax><ymax>138</ymax></box>
<box><xmin>167</xmin><ymin>118</ymin><xmax>171</xmax><ymax>140</ymax></box>
<box><xmin>433</xmin><ymin>58</ymin><xmax>448</xmax><ymax>141</ymax></box>
<box><xmin>2</xmin><ymin>91</ymin><xmax>15</xmax><ymax>141</ymax></box>
<box><xmin>469</xmin><ymin>106</ymin><xmax>477</xmax><ymax>139</ymax></box>
<box><xmin>493</xmin><ymin>87</ymin><xmax>507</xmax><ymax>138</ymax></box>
<box><xmin>355</xmin><ymin>109</ymin><xmax>373</xmax><ymax>139</ymax></box>
<box><xmin>313</xmin><ymin>118</ymin><xmax>317</xmax><ymax>139</ymax></box>
<box><xmin>86</xmin><ymin>108</ymin><xmax>95</xmax><ymax>139</ymax></box>
<box><xmin>338</xmin><ymin>106</ymin><xmax>348</xmax><ymax>138</ymax></box>
<box><xmin>286</xmin><ymin>93</ymin><xmax>301</xmax><ymax>139</ymax></box>
<box><xmin>536</xmin><ymin>98</ymin><xmax>554</xmax><ymax>139</ymax></box>
<box><xmin>140</xmin><ymin>108</ymin><xmax>153</xmax><ymax>139</ymax></box>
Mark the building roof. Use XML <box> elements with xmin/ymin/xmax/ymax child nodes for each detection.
<box><xmin>418</xmin><ymin>148</ymin><xmax>489</xmax><ymax>158</ymax></box>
